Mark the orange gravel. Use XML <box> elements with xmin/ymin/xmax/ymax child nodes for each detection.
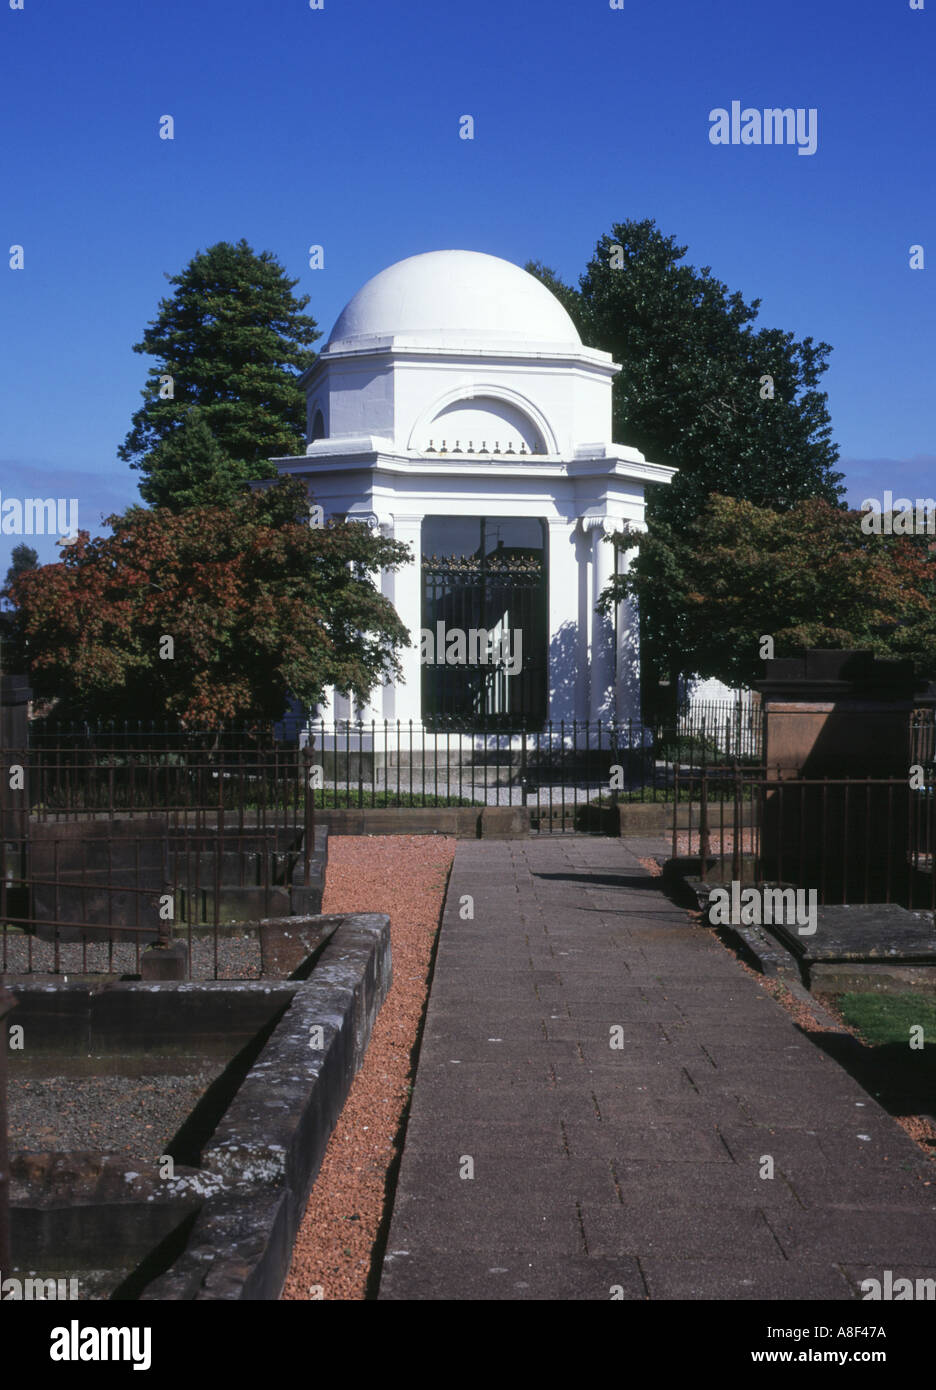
<box><xmin>280</xmin><ymin>834</ymin><xmax>454</xmax><ymax>1302</ymax></box>
<box><xmin>675</xmin><ymin>828</ymin><xmax>759</xmax><ymax>857</ymax></box>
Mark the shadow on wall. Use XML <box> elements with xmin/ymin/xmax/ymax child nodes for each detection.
<box><xmin>548</xmin><ymin>620</ymin><xmax>581</xmax><ymax>723</ymax></box>
<box><xmin>617</xmin><ymin>587</ymin><xmax>641</xmax><ymax>722</ymax></box>
<box><xmin>549</xmin><ymin>610</ymin><xmax>636</xmax><ymax>726</ymax></box>
<box><xmin>593</xmin><ymin>603</ymin><xmax>616</xmax><ymax>723</ymax></box>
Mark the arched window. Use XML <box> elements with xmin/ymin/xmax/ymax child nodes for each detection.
<box><xmin>310</xmin><ymin>409</ymin><xmax>325</xmax><ymax>442</ymax></box>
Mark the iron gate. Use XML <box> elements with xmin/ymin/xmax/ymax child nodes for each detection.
<box><xmin>421</xmin><ymin>527</ymin><xmax>547</xmax><ymax>732</ymax></box>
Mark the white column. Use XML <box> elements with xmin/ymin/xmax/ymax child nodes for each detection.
<box><xmin>355</xmin><ymin>513</ymin><xmax>394</xmax><ymax>725</ymax></box>
<box><xmin>582</xmin><ymin>517</ymin><xmax>620</xmax><ymax>724</ymax></box>
<box><xmin>389</xmin><ymin>514</ymin><xmax>423</xmax><ymax>727</ymax></box>
<box><xmin>546</xmin><ymin>518</ymin><xmax>581</xmax><ymax>723</ymax></box>
<box><xmin>614</xmin><ymin>531</ymin><xmax>643</xmax><ymax>722</ymax></box>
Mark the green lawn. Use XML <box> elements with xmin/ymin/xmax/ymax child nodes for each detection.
<box><xmin>836</xmin><ymin>992</ymin><xmax>936</xmax><ymax>1048</ymax></box>
<box><xmin>312</xmin><ymin>790</ymin><xmax>484</xmax><ymax>808</ymax></box>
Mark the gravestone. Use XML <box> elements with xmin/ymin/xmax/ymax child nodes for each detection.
<box><xmin>756</xmin><ymin>651</ymin><xmax>919</xmax><ymax>900</ymax></box>
<box><xmin>29</xmin><ymin>819</ymin><xmax>168</xmax><ymax>944</ymax></box>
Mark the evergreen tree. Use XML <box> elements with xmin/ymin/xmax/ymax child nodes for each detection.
<box><xmin>528</xmin><ymin>220</ymin><xmax>845</xmax><ymax>709</ymax></box>
<box><xmin>4</xmin><ymin>543</ymin><xmax>39</xmax><ymax>594</ymax></box>
<box><xmin>138</xmin><ymin>406</ymin><xmax>246</xmax><ymax>511</ymax></box>
<box><xmin>119</xmin><ymin>240</ymin><xmax>320</xmax><ymax>510</ymax></box>
<box><xmin>527</xmin><ymin>220</ymin><xmax>844</xmax><ymax>531</ymax></box>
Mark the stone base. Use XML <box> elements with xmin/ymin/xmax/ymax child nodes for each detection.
<box><xmin>140</xmin><ymin>941</ymin><xmax>188</xmax><ymax>982</ymax></box>
<box><xmin>480</xmin><ymin>807</ymin><xmax>529</xmax><ymax>838</ymax></box>
<box><xmin>259</xmin><ymin>914</ymin><xmax>341</xmax><ymax>978</ymax></box>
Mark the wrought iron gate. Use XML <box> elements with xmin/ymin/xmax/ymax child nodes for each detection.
<box><xmin>421</xmin><ymin>521</ymin><xmax>547</xmax><ymax>731</ymax></box>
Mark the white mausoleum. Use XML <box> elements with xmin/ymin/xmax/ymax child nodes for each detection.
<box><xmin>271</xmin><ymin>250</ymin><xmax>675</xmax><ymax>730</ymax></box>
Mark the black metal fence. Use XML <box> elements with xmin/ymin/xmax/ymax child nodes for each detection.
<box><xmin>0</xmin><ymin>740</ymin><xmax>317</xmax><ymax>980</ymax></box>
<box><xmin>677</xmin><ymin>694</ymin><xmax>762</xmax><ymax>759</ymax></box>
<box><xmin>301</xmin><ymin>711</ymin><xmax>765</xmax><ymax>828</ymax></box>
<box><xmin>675</xmin><ymin>764</ymin><xmax>936</xmax><ymax>909</ymax></box>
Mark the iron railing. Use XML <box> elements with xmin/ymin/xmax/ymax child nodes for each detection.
<box><xmin>677</xmin><ymin>694</ymin><xmax>763</xmax><ymax>760</ymax></box>
<box><xmin>0</xmin><ymin>986</ymin><xmax>15</xmax><ymax>1274</ymax></box>
<box><xmin>300</xmin><ymin>715</ymin><xmax>765</xmax><ymax>832</ymax></box>
<box><xmin>0</xmin><ymin>741</ymin><xmax>318</xmax><ymax>980</ymax></box>
<box><xmin>675</xmin><ymin>764</ymin><xmax>936</xmax><ymax>909</ymax></box>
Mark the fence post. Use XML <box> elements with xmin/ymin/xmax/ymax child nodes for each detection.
<box><xmin>0</xmin><ymin>984</ymin><xmax>16</xmax><ymax>1273</ymax></box>
<box><xmin>731</xmin><ymin>760</ymin><xmax>742</xmax><ymax>882</ymax></box>
<box><xmin>303</xmin><ymin>743</ymin><xmax>315</xmax><ymax>886</ymax></box>
<box><xmin>213</xmin><ymin>745</ymin><xmax>224</xmax><ymax>979</ymax></box>
<box><xmin>699</xmin><ymin>771</ymin><xmax>710</xmax><ymax>865</ymax></box>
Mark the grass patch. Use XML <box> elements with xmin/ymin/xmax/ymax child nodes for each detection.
<box><xmin>312</xmin><ymin>790</ymin><xmax>484</xmax><ymax>809</ymax></box>
<box><xmin>835</xmin><ymin>992</ymin><xmax>936</xmax><ymax>1048</ymax></box>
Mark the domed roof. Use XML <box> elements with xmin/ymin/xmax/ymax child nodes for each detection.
<box><xmin>325</xmin><ymin>250</ymin><xmax>582</xmax><ymax>351</ymax></box>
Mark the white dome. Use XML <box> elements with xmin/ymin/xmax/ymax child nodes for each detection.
<box><xmin>325</xmin><ymin>250</ymin><xmax>582</xmax><ymax>351</ymax></box>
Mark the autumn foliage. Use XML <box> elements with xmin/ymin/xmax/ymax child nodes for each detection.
<box><xmin>601</xmin><ymin>494</ymin><xmax>936</xmax><ymax>689</ymax></box>
<box><xmin>8</xmin><ymin>479</ymin><xmax>411</xmax><ymax>725</ymax></box>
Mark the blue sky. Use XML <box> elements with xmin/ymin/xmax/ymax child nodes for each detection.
<box><xmin>1</xmin><ymin>0</ymin><xmax>932</xmax><ymax>572</ymax></box>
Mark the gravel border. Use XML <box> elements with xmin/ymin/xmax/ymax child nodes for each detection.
<box><xmin>280</xmin><ymin>835</ymin><xmax>454</xmax><ymax>1301</ymax></box>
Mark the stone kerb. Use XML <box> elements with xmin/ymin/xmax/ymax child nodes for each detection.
<box><xmin>141</xmin><ymin>912</ymin><xmax>392</xmax><ymax>1300</ymax></box>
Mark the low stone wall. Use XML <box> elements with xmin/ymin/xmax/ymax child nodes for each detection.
<box><xmin>7</xmin><ymin>912</ymin><xmax>392</xmax><ymax>1299</ymax></box>
<box><xmin>312</xmin><ymin>802</ymin><xmax>754</xmax><ymax>838</ymax></box>
<box><xmin>617</xmin><ymin>801</ymin><xmax>758</xmax><ymax>836</ymax></box>
<box><xmin>10</xmin><ymin>1153</ymin><xmax>213</xmax><ymax>1298</ymax></box>
<box><xmin>315</xmin><ymin>807</ymin><xmax>481</xmax><ymax>837</ymax></box>
<box><xmin>6</xmin><ymin>979</ymin><xmax>295</xmax><ymax>1060</ymax></box>
<box><xmin>142</xmin><ymin>912</ymin><xmax>392</xmax><ymax>1300</ymax></box>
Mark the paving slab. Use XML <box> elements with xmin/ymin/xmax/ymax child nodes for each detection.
<box><xmin>379</xmin><ymin>838</ymin><xmax>936</xmax><ymax>1300</ymax></box>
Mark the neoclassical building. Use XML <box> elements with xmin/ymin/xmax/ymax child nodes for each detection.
<box><xmin>271</xmin><ymin>250</ymin><xmax>674</xmax><ymax>730</ymax></box>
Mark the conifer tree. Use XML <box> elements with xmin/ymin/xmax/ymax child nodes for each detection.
<box><xmin>119</xmin><ymin>240</ymin><xmax>319</xmax><ymax>510</ymax></box>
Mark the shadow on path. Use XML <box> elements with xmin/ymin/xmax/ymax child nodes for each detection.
<box><xmin>803</xmin><ymin>1027</ymin><xmax>936</xmax><ymax>1146</ymax></box>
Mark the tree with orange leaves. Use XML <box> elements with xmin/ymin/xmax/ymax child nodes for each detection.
<box><xmin>8</xmin><ymin>478</ymin><xmax>411</xmax><ymax>726</ymax></box>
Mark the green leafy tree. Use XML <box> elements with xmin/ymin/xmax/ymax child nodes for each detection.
<box><xmin>0</xmin><ymin>542</ymin><xmax>39</xmax><ymax>672</ymax></box>
<box><xmin>529</xmin><ymin>221</ymin><xmax>844</xmax><ymax>531</ymax></box>
<box><xmin>529</xmin><ymin>220</ymin><xmax>846</xmax><ymax>710</ymax></box>
<box><xmin>10</xmin><ymin>479</ymin><xmax>411</xmax><ymax>725</ymax></box>
<box><xmin>599</xmin><ymin>496</ymin><xmax>936</xmax><ymax>689</ymax></box>
<box><xmin>119</xmin><ymin>240</ymin><xmax>320</xmax><ymax>510</ymax></box>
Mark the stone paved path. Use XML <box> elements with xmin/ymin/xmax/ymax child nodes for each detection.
<box><xmin>379</xmin><ymin>838</ymin><xmax>936</xmax><ymax>1300</ymax></box>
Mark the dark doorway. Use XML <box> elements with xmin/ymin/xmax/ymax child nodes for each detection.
<box><xmin>421</xmin><ymin>516</ymin><xmax>547</xmax><ymax>730</ymax></box>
